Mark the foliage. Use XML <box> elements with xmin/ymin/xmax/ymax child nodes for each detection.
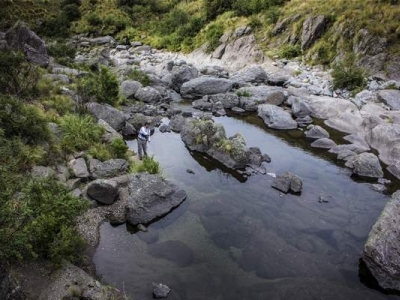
<box><xmin>40</xmin><ymin>95</ymin><xmax>75</xmax><ymax>118</ymax></box>
<box><xmin>236</xmin><ymin>89</ymin><xmax>251</xmax><ymax>97</ymax></box>
<box><xmin>77</xmin><ymin>66</ymin><xmax>120</xmax><ymax>107</ymax></box>
<box><xmin>47</xmin><ymin>41</ymin><xmax>77</xmax><ymax>66</ymax></box>
<box><xmin>279</xmin><ymin>45</ymin><xmax>301</xmax><ymax>58</ymax></box>
<box><xmin>205</xmin><ymin>23</ymin><xmax>224</xmax><ymax>53</ymax></box>
<box><xmin>0</xmin><ymin>49</ymin><xmax>41</xmax><ymax>98</ymax></box>
<box><xmin>0</xmin><ymin>177</ymin><xmax>88</xmax><ymax>264</ymax></box>
<box><xmin>0</xmin><ymin>95</ymin><xmax>50</xmax><ymax>144</ymax></box>
<box><xmin>129</xmin><ymin>155</ymin><xmax>161</xmax><ymax>174</ymax></box>
<box><xmin>126</xmin><ymin>69</ymin><xmax>151</xmax><ymax>86</ymax></box>
<box><xmin>331</xmin><ymin>62</ymin><xmax>367</xmax><ymax>90</ymax></box>
<box><xmin>59</xmin><ymin>114</ymin><xmax>104</xmax><ymax>153</ymax></box>
<box><xmin>110</xmin><ymin>138</ymin><xmax>129</xmax><ymax>159</ymax></box>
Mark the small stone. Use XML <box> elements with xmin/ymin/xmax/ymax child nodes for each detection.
<box><xmin>186</xmin><ymin>169</ymin><xmax>195</xmax><ymax>174</ymax></box>
<box><xmin>153</xmin><ymin>283</ymin><xmax>171</xmax><ymax>299</ymax></box>
<box><xmin>137</xmin><ymin>224</ymin><xmax>148</xmax><ymax>232</ymax></box>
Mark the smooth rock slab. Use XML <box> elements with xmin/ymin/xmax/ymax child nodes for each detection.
<box><xmin>363</xmin><ymin>190</ymin><xmax>400</xmax><ymax>291</ymax></box>
<box><xmin>126</xmin><ymin>174</ymin><xmax>187</xmax><ymax>225</ymax></box>
<box><xmin>377</xmin><ymin>89</ymin><xmax>400</xmax><ymax>110</ymax></box>
<box><xmin>180</xmin><ymin>77</ymin><xmax>234</xmax><ymax>100</ymax></box>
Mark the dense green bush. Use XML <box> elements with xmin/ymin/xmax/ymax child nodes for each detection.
<box><xmin>331</xmin><ymin>63</ymin><xmax>367</xmax><ymax>90</ymax></box>
<box><xmin>129</xmin><ymin>155</ymin><xmax>161</xmax><ymax>174</ymax></box>
<box><xmin>205</xmin><ymin>23</ymin><xmax>224</xmax><ymax>53</ymax></box>
<box><xmin>0</xmin><ymin>50</ymin><xmax>41</xmax><ymax>97</ymax></box>
<box><xmin>77</xmin><ymin>66</ymin><xmax>120</xmax><ymax>106</ymax></box>
<box><xmin>110</xmin><ymin>138</ymin><xmax>129</xmax><ymax>159</ymax></box>
<box><xmin>59</xmin><ymin>114</ymin><xmax>103</xmax><ymax>153</ymax></box>
<box><xmin>126</xmin><ymin>69</ymin><xmax>151</xmax><ymax>86</ymax></box>
<box><xmin>0</xmin><ymin>177</ymin><xmax>88</xmax><ymax>264</ymax></box>
<box><xmin>279</xmin><ymin>45</ymin><xmax>301</xmax><ymax>58</ymax></box>
<box><xmin>0</xmin><ymin>95</ymin><xmax>50</xmax><ymax>144</ymax></box>
<box><xmin>47</xmin><ymin>41</ymin><xmax>77</xmax><ymax>66</ymax></box>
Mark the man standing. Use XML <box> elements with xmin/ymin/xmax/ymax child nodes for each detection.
<box><xmin>137</xmin><ymin>122</ymin><xmax>151</xmax><ymax>160</ymax></box>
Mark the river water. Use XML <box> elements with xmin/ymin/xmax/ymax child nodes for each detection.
<box><xmin>93</xmin><ymin>110</ymin><xmax>399</xmax><ymax>300</ymax></box>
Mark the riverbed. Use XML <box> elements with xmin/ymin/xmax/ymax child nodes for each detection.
<box><xmin>93</xmin><ymin>110</ymin><xmax>398</xmax><ymax>299</ymax></box>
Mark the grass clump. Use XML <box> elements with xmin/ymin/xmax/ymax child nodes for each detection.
<box><xmin>59</xmin><ymin>114</ymin><xmax>103</xmax><ymax>153</ymax></box>
<box><xmin>129</xmin><ymin>155</ymin><xmax>161</xmax><ymax>174</ymax></box>
<box><xmin>236</xmin><ymin>89</ymin><xmax>252</xmax><ymax>97</ymax></box>
<box><xmin>126</xmin><ymin>69</ymin><xmax>151</xmax><ymax>86</ymax></box>
<box><xmin>331</xmin><ymin>62</ymin><xmax>367</xmax><ymax>91</ymax></box>
<box><xmin>279</xmin><ymin>45</ymin><xmax>301</xmax><ymax>58</ymax></box>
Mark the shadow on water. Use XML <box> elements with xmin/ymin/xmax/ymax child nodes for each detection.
<box><xmin>93</xmin><ymin>107</ymin><xmax>400</xmax><ymax>300</ymax></box>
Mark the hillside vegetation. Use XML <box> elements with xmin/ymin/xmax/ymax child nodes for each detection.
<box><xmin>2</xmin><ymin>0</ymin><xmax>399</xmax><ymax>70</ymax></box>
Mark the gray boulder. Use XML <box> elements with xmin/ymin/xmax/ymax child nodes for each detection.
<box><xmin>86</xmin><ymin>103</ymin><xmax>126</xmax><ymax>131</ymax></box>
<box><xmin>120</xmin><ymin>80</ymin><xmax>143</xmax><ymax>99</ymax></box>
<box><xmin>86</xmin><ymin>179</ymin><xmax>118</xmax><ymax>205</ymax></box>
<box><xmin>206</xmin><ymin>93</ymin><xmax>239</xmax><ymax>109</ymax></box>
<box><xmin>387</xmin><ymin>163</ymin><xmax>400</xmax><ymax>180</ymax></box>
<box><xmin>292</xmin><ymin>98</ymin><xmax>312</xmax><ymax>118</ymax></box>
<box><xmin>311</xmin><ymin>138</ymin><xmax>337</xmax><ymax>149</ymax></box>
<box><xmin>98</xmin><ymin>119</ymin><xmax>123</xmax><ymax>143</ymax></box>
<box><xmin>89</xmin><ymin>158</ymin><xmax>129</xmax><ymax>179</ymax></box>
<box><xmin>169</xmin><ymin>114</ymin><xmax>188</xmax><ymax>133</ymax></box>
<box><xmin>365</xmin><ymin>123</ymin><xmax>400</xmax><ymax>165</ymax></box>
<box><xmin>5</xmin><ymin>22</ymin><xmax>49</xmax><ymax>66</ymax></box>
<box><xmin>272</xmin><ymin>172</ymin><xmax>303</xmax><ymax>193</ymax></box>
<box><xmin>192</xmin><ymin>99</ymin><xmax>213</xmax><ymax>111</ymax></box>
<box><xmin>170</xmin><ymin>65</ymin><xmax>199</xmax><ymax>92</ymax></box>
<box><xmin>236</xmin><ymin>86</ymin><xmax>286</xmax><ymax>106</ymax></box>
<box><xmin>267</xmin><ymin>74</ymin><xmax>290</xmax><ymax>86</ymax></box>
<box><xmin>134</xmin><ymin>86</ymin><xmax>162</xmax><ymax>103</ymax></box>
<box><xmin>305</xmin><ymin>125</ymin><xmax>329</xmax><ymax>139</ymax></box>
<box><xmin>377</xmin><ymin>90</ymin><xmax>400</xmax><ymax>110</ymax></box>
<box><xmin>351</xmin><ymin>152</ymin><xmax>383</xmax><ymax>178</ymax></box>
<box><xmin>363</xmin><ymin>190</ymin><xmax>400</xmax><ymax>291</ymax></box>
<box><xmin>230</xmin><ymin>66</ymin><xmax>268</xmax><ymax>84</ymax></box>
<box><xmin>126</xmin><ymin>174</ymin><xmax>187</xmax><ymax>225</ymax></box>
<box><xmin>68</xmin><ymin>158</ymin><xmax>89</xmax><ymax>179</ymax></box>
<box><xmin>180</xmin><ymin>77</ymin><xmax>234</xmax><ymax>100</ymax></box>
<box><xmin>88</xmin><ymin>36</ymin><xmax>116</xmax><ymax>45</ymax></box>
<box><xmin>31</xmin><ymin>166</ymin><xmax>55</xmax><ymax>179</ymax></box>
<box><xmin>301</xmin><ymin>15</ymin><xmax>328</xmax><ymax>50</ymax></box>
<box><xmin>258</xmin><ymin>104</ymin><xmax>297</xmax><ymax>130</ymax></box>
<box><xmin>159</xmin><ymin>123</ymin><xmax>171</xmax><ymax>133</ymax></box>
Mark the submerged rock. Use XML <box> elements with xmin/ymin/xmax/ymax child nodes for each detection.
<box><xmin>148</xmin><ymin>240</ymin><xmax>193</xmax><ymax>267</ymax></box>
<box><xmin>363</xmin><ymin>191</ymin><xmax>400</xmax><ymax>291</ymax></box>
<box><xmin>152</xmin><ymin>283</ymin><xmax>171</xmax><ymax>299</ymax></box>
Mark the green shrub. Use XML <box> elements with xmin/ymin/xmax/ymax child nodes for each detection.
<box><xmin>279</xmin><ymin>45</ymin><xmax>302</xmax><ymax>58</ymax></box>
<box><xmin>129</xmin><ymin>155</ymin><xmax>161</xmax><ymax>174</ymax></box>
<box><xmin>88</xmin><ymin>143</ymin><xmax>113</xmax><ymax>161</ymax></box>
<box><xmin>47</xmin><ymin>41</ymin><xmax>77</xmax><ymax>66</ymax></box>
<box><xmin>0</xmin><ymin>49</ymin><xmax>41</xmax><ymax>97</ymax></box>
<box><xmin>126</xmin><ymin>69</ymin><xmax>151</xmax><ymax>86</ymax></box>
<box><xmin>77</xmin><ymin>66</ymin><xmax>120</xmax><ymax>106</ymax></box>
<box><xmin>110</xmin><ymin>138</ymin><xmax>129</xmax><ymax>159</ymax></box>
<box><xmin>331</xmin><ymin>63</ymin><xmax>367</xmax><ymax>90</ymax></box>
<box><xmin>236</xmin><ymin>89</ymin><xmax>252</xmax><ymax>97</ymax></box>
<box><xmin>205</xmin><ymin>23</ymin><xmax>224</xmax><ymax>53</ymax></box>
<box><xmin>41</xmin><ymin>95</ymin><xmax>74</xmax><ymax>117</ymax></box>
<box><xmin>0</xmin><ymin>95</ymin><xmax>50</xmax><ymax>144</ymax></box>
<box><xmin>60</xmin><ymin>114</ymin><xmax>103</xmax><ymax>153</ymax></box>
<box><xmin>0</xmin><ymin>177</ymin><xmax>88</xmax><ymax>264</ymax></box>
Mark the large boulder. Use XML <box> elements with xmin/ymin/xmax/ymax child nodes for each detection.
<box><xmin>170</xmin><ymin>65</ymin><xmax>199</xmax><ymax>92</ymax></box>
<box><xmin>98</xmin><ymin>119</ymin><xmax>123</xmax><ymax>143</ymax></box>
<box><xmin>134</xmin><ymin>86</ymin><xmax>162</xmax><ymax>103</ymax></box>
<box><xmin>169</xmin><ymin>114</ymin><xmax>188</xmax><ymax>133</ymax></box>
<box><xmin>86</xmin><ymin>103</ymin><xmax>126</xmax><ymax>131</ymax></box>
<box><xmin>120</xmin><ymin>80</ymin><xmax>143</xmax><ymax>99</ymax></box>
<box><xmin>125</xmin><ymin>174</ymin><xmax>187</xmax><ymax>225</ymax></box>
<box><xmin>236</xmin><ymin>86</ymin><xmax>286</xmax><ymax>106</ymax></box>
<box><xmin>348</xmin><ymin>152</ymin><xmax>383</xmax><ymax>178</ymax></box>
<box><xmin>258</xmin><ymin>104</ymin><xmax>297</xmax><ymax>130</ymax></box>
<box><xmin>86</xmin><ymin>179</ymin><xmax>119</xmax><ymax>205</ymax></box>
<box><xmin>305</xmin><ymin>125</ymin><xmax>329</xmax><ymax>139</ymax></box>
<box><xmin>89</xmin><ymin>158</ymin><xmax>129</xmax><ymax>179</ymax></box>
<box><xmin>377</xmin><ymin>90</ymin><xmax>400</xmax><ymax>110</ymax></box>
<box><xmin>68</xmin><ymin>158</ymin><xmax>89</xmax><ymax>179</ymax></box>
<box><xmin>205</xmin><ymin>93</ymin><xmax>239</xmax><ymax>109</ymax></box>
<box><xmin>363</xmin><ymin>191</ymin><xmax>400</xmax><ymax>291</ymax></box>
<box><xmin>5</xmin><ymin>22</ymin><xmax>49</xmax><ymax>67</ymax></box>
<box><xmin>301</xmin><ymin>15</ymin><xmax>328</xmax><ymax>50</ymax></box>
<box><xmin>230</xmin><ymin>66</ymin><xmax>267</xmax><ymax>84</ymax></box>
<box><xmin>180</xmin><ymin>77</ymin><xmax>234</xmax><ymax>100</ymax></box>
<box><xmin>365</xmin><ymin>123</ymin><xmax>400</xmax><ymax>165</ymax></box>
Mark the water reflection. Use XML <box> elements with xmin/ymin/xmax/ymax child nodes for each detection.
<box><xmin>93</xmin><ymin>113</ymin><xmax>398</xmax><ymax>300</ymax></box>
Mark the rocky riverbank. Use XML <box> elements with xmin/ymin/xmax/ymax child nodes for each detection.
<box><xmin>2</xmin><ymin>22</ymin><xmax>400</xmax><ymax>298</ymax></box>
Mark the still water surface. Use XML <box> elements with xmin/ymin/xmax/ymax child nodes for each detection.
<box><xmin>93</xmin><ymin>113</ymin><xmax>398</xmax><ymax>300</ymax></box>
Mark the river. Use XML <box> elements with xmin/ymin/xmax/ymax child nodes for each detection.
<box><xmin>93</xmin><ymin>108</ymin><xmax>399</xmax><ymax>299</ymax></box>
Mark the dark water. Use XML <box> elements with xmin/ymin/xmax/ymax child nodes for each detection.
<box><xmin>93</xmin><ymin>112</ymin><xmax>398</xmax><ymax>300</ymax></box>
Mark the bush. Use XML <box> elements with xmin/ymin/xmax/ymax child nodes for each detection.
<box><xmin>279</xmin><ymin>45</ymin><xmax>302</xmax><ymax>58</ymax></box>
<box><xmin>205</xmin><ymin>23</ymin><xmax>224</xmax><ymax>53</ymax></box>
<box><xmin>110</xmin><ymin>138</ymin><xmax>129</xmax><ymax>159</ymax></box>
<box><xmin>0</xmin><ymin>95</ymin><xmax>50</xmax><ymax>144</ymax></box>
<box><xmin>331</xmin><ymin>63</ymin><xmax>367</xmax><ymax>90</ymax></box>
<box><xmin>0</xmin><ymin>49</ymin><xmax>41</xmax><ymax>97</ymax></box>
<box><xmin>41</xmin><ymin>95</ymin><xmax>74</xmax><ymax>117</ymax></box>
<box><xmin>126</xmin><ymin>69</ymin><xmax>151</xmax><ymax>86</ymax></box>
<box><xmin>59</xmin><ymin>114</ymin><xmax>103</xmax><ymax>153</ymax></box>
<box><xmin>77</xmin><ymin>66</ymin><xmax>120</xmax><ymax>106</ymax></box>
<box><xmin>47</xmin><ymin>41</ymin><xmax>77</xmax><ymax>66</ymax></box>
<box><xmin>0</xmin><ymin>177</ymin><xmax>88</xmax><ymax>264</ymax></box>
